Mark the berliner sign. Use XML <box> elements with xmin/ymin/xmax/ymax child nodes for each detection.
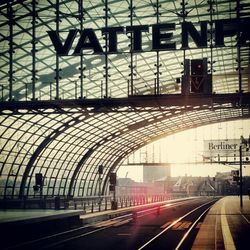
<box><xmin>204</xmin><ymin>139</ymin><xmax>241</xmax><ymax>158</ymax></box>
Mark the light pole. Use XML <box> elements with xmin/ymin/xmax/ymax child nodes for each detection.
<box><xmin>239</xmin><ymin>135</ymin><xmax>250</xmax><ymax>209</ymax></box>
<box><xmin>239</xmin><ymin>145</ymin><xmax>243</xmax><ymax>209</ymax></box>
<box><xmin>98</xmin><ymin>165</ymin><xmax>103</xmax><ymax>211</ymax></box>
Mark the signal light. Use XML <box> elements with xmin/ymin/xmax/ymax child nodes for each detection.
<box><xmin>35</xmin><ymin>173</ymin><xmax>43</xmax><ymax>186</ymax></box>
<box><xmin>110</xmin><ymin>172</ymin><xmax>117</xmax><ymax>185</ymax></box>
<box><xmin>231</xmin><ymin>170</ymin><xmax>239</xmax><ymax>176</ymax></box>
<box><xmin>33</xmin><ymin>185</ymin><xmax>39</xmax><ymax>192</ymax></box>
<box><xmin>191</xmin><ymin>59</ymin><xmax>204</xmax><ymax>93</ymax></box>
<box><xmin>233</xmin><ymin>176</ymin><xmax>240</xmax><ymax>182</ymax></box>
<box><xmin>98</xmin><ymin>165</ymin><xmax>103</xmax><ymax>174</ymax></box>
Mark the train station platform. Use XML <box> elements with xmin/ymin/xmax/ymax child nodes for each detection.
<box><xmin>0</xmin><ymin>197</ymin><xmax>188</xmax><ymax>226</ymax></box>
<box><xmin>1</xmin><ymin>196</ymin><xmax>249</xmax><ymax>249</ymax></box>
<box><xmin>0</xmin><ymin>209</ymin><xmax>84</xmax><ymax>226</ymax></box>
<box><xmin>192</xmin><ymin>195</ymin><xmax>250</xmax><ymax>250</ymax></box>
<box><xmin>0</xmin><ymin>209</ymin><xmax>85</xmax><ymax>248</ymax></box>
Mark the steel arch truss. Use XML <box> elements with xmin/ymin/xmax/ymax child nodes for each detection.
<box><xmin>0</xmin><ymin>94</ymin><xmax>250</xmax><ymax>199</ymax></box>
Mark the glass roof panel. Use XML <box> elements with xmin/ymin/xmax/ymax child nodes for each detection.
<box><xmin>1</xmin><ymin>0</ymin><xmax>249</xmax><ymax>100</ymax></box>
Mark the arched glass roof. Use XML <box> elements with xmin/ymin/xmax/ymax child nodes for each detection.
<box><xmin>1</xmin><ymin>99</ymin><xmax>250</xmax><ymax>199</ymax></box>
<box><xmin>0</xmin><ymin>0</ymin><xmax>249</xmax><ymax>199</ymax></box>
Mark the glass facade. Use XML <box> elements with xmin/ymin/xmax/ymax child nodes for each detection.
<box><xmin>1</xmin><ymin>0</ymin><xmax>249</xmax><ymax>101</ymax></box>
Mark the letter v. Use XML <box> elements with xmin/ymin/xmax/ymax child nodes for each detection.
<box><xmin>47</xmin><ymin>30</ymin><xmax>78</xmax><ymax>56</ymax></box>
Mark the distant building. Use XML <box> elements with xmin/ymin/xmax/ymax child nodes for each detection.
<box><xmin>116</xmin><ymin>172</ymin><xmax>250</xmax><ymax>198</ymax></box>
<box><xmin>116</xmin><ymin>178</ymin><xmax>147</xmax><ymax>197</ymax></box>
<box><xmin>170</xmin><ymin>175</ymin><xmax>216</xmax><ymax>197</ymax></box>
<box><xmin>143</xmin><ymin>164</ymin><xmax>171</xmax><ymax>183</ymax></box>
<box><xmin>214</xmin><ymin>172</ymin><xmax>238</xmax><ymax>195</ymax></box>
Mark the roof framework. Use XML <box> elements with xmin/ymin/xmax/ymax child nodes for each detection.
<box><xmin>0</xmin><ymin>0</ymin><xmax>249</xmax><ymax>199</ymax></box>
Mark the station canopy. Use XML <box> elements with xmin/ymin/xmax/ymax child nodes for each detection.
<box><xmin>0</xmin><ymin>0</ymin><xmax>249</xmax><ymax>199</ymax></box>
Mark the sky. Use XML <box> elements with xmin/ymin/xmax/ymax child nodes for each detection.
<box><xmin>117</xmin><ymin>119</ymin><xmax>250</xmax><ymax>182</ymax></box>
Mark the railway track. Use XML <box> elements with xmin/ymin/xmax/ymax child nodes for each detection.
<box><xmin>138</xmin><ymin>199</ymin><xmax>216</xmax><ymax>250</ymax></box>
<box><xmin>4</xmin><ymin>197</ymin><xmax>219</xmax><ymax>250</ymax></box>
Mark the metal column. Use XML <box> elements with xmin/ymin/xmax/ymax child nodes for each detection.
<box><xmin>129</xmin><ymin>0</ymin><xmax>134</xmax><ymax>96</ymax></box>
<box><xmin>104</xmin><ymin>0</ymin><xmax>109</xmax><ymax>98</ymax></box>
<box><xmin>55</xmin><ymin>0</ymin><xmax>60</xmax><ymax>99</ymax></box>
<box><xmin>7</xmin><ymin>2</ymin><xmax>14</xmax><ymax>101</ymax></box>
<box><xmin>79</xmin><ymin>0</ymin><xmax>85</xmax><ymax>99</ymax></box>
<box><xmin>31</xmin><ymin>0</ymin><xmax>37</xmax><ymax>100</ymax></box>
<box><xmin>155</xmin><ymin>0</ymin><xmax>160</xmax><ymax>95</ymax></box>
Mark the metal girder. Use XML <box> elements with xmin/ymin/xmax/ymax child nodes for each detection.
<box><xmin>19</xmin><ymin>114</ymin><xmax>90</xmax><ymax>198</ymax></box>
<box><xmin>0</xmin><ymin>93</ymin><xmax>250</xmax><ymax>113</ymax></box>
<box><xmin>1</xmin><ymin>100</ymin><xmax>249</xmax><ymax>199</ymax></box>
<box><xmin>68</xmin><ymin>148</ymin><xmax>94</xmax><ymax>197</ymax></box>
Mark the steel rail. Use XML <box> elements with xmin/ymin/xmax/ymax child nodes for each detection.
<box><xmin>138</xmin><ymin>199</ymin><xmax>217</xmax><ymax>249</ymax></box>
<box><xmin>5</xmin><ymin>198</ymin><xmax>203</xmax><ymax>250</ymax></box>
<box><xmin>175</xmin><ymin>205</ymin><xmax>211</xmax><ymax>250</ymax></box>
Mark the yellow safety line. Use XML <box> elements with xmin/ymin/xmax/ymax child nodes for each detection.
<box><xmin>221</xmin><ymin>200</ymin><xmax>236</xmax><ymax>250</ymax></box>
<box><xmin>215</xmin><ymin>210</ymin><xmax>218</xmax><ymax>250</ymax></box>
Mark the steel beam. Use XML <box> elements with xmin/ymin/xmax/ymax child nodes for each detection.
<box><xmin>1</xmin><ymin>93</ymin><xmax>250</xmax><ymax>112</ymax></box>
